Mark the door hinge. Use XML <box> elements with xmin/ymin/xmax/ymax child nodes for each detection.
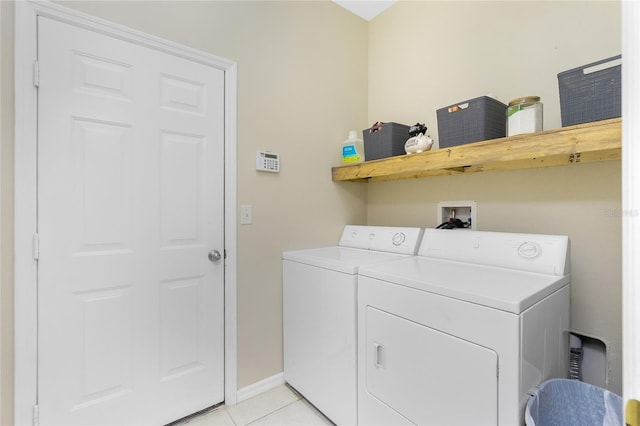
<box><xmin>224</xmin><ymin>249</ymin><xmax>227</xmax><ymax>259</ymax></box>
<box><xmin>33</xmin><ymin>60</ymin><xmax>40</xmax><ymax>88</ymax></box>
<box><xmin>32</xmin><ymin>234</ymin><xmax>40</xmax><ymax>260</ymax></box>
<box><xmin>32</xmin><ymin>404</ymin><xmax>39</xmax><ymax>426</ymax></box>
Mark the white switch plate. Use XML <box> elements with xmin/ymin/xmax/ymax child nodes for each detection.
<box><xmin>240</xmin><ymin>205</ymin><xmax>253</xmax><ymax>225</ymax></box>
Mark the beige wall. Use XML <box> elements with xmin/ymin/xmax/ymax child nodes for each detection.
<box><xmin>367</xmin><ymin>1</ymin><xmax>623</xmax><ymax>393</ymax></box>
<box><xmin>1</xmin><ymin>1</ymin><xmax>368</xmax><ymax>421</ymax></box>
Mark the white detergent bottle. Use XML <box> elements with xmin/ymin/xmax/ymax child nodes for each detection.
<box><xmin>342</xmin><ymin>130</ymin><xmax>365</xmax><ymax>164</ymax></box>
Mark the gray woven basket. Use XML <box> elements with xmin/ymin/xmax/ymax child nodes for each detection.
<box><xmin>558</xmin><ymin>55</ymin><xmax>621</xmax><ymax>127</ymax></box>
<box><xmin>436</xmin><ymin>96</ymin><xmax>507</xmax><ymax>148</ymax></box>
<box><xmin>362</xmin><ymin>122</ymin><xmax>410</xmax><ymax>161</ymax></box>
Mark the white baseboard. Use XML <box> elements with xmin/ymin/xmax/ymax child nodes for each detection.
<box><xmin>235</xmin><ymin>372</ymin><xmax>285</xmax><ymax>403</ymax></box>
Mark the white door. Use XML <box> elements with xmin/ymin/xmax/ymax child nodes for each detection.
<box><xmin>36</xmin><ymin>16</ymin><xmax>225</xmax><ymax>425</ymax></box>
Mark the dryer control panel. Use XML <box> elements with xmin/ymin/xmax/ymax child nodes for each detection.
<box><xmin>338</xmin><ymin>225</ymin><xmax>423</xmax><ymax>255</ymax></box>
<box><xmin>419</xmin><ymin>229</ymin><xmax>570</xmax><ymax>276</ymax></box>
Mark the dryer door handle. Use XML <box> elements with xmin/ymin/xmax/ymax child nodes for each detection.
<box><xmin>374</xmin><ymin>343</ymin><xmax>385</xmax><ymax>369</ymax></box>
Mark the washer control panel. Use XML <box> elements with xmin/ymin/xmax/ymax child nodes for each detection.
<box><xmin>339</xmin><ymin>226</ymin><xmax>423</xmax><ymax>255</ymax></box>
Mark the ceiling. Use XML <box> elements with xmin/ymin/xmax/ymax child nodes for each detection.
<box><xmin>333</xmin><ymin>0</ymin><xmax>397</xmax><ymax>21</ymax></box>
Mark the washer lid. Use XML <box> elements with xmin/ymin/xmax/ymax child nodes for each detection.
<box><xmin>283</xmin><ymin>246</ymin><xmax>412</xmax><ymax>275</ymax></box>
<box><xmin>359</xmin><ymin>256</ymin><xmax>569</xmax><ymax>314</ymax></box>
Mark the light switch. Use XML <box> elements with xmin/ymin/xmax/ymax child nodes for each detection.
<box><xmin>240</xmin><ymin>205</ymin><xmax>253</xmax><ymax>225</ymax></box>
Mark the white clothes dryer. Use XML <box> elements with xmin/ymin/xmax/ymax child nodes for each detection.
<box><xmin>283</xmin><ymin>225</ymin><xmax>423</xmax><ymax>425</ymax></box>
<box><xmin>357</xmin><ymin>229</ymin><xmax>571</xmax><ymax>426</ymax></box>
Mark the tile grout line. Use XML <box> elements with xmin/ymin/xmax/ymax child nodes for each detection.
<box><xmin>176</xmin><ymin>385</ymin><xmax>307</xmax><ymax>426</ymax></box>
<box><xmin>243</xmin><ymin>398</ymin><xmax>303</xmax><ymax>426</ymax></box>
<box><xmin>226</xmin><ymin>385</ymin><xmax>301</xmax><ymax>426</ymax></box>
<box><xmin>232</xmin><ymin>382</ymin><xmax>303</xmax><ymax>426</ymax></box>
<box><xmin>224</xmin><ymin>406</ymin><xmax>239</xmax><ymax>426</ymax></box>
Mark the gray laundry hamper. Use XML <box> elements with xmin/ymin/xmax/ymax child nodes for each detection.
<box><xmin>525</xmin><ymin>378</ymin><xmax>623</xmax><ymax>426</ymax></box>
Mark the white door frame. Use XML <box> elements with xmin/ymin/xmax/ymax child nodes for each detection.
<box><xmin>623</xmin><ymin>0</ymin><xmax>640</xmax><ymax>417</ymax></box>
<box><xmin>14</xmin><ymin>2</ymin><xmax>238</xmax><ymax>424</ymax></box>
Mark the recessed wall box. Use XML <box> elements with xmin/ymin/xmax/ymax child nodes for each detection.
<box><xmin>437</xmin><ymin>200</ymin><xmax>477</xmax><ymax>230</ymax></box>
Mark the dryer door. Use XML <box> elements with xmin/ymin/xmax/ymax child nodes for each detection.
<box><xmin>363</xmin><ymin>307</ymin><xmax>498</xmax><ymax>426</ymax></box>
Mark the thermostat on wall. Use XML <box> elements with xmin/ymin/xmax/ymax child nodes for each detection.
<box><xmin>256</xmin><ymin>150</ymin><xmax>280</xmax><ymax>173</ymax></box>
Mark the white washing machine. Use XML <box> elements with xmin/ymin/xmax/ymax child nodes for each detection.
<box><xmin>283</xmin><ymin>225</ymin><xmax>424</xmax><ymax>425</ymax></box>
<box><xmin>357</xmin><ymin>229</ymin><xmax>571</xmax><ymax>426</ymax></box>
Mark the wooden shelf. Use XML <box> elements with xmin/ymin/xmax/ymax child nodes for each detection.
<box><xmin>331</xmin><ymin>118</ymin><xmax>621</xmax><ymax>183</ymax></box>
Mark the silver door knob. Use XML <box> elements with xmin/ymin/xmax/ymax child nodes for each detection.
<box><xmin>208</xmin><ymin>250</ymin><xmax>222</xmax><ymax>262</ymax></box>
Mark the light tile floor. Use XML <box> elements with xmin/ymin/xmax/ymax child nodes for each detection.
<box><xmin>174</xmin><ymin>384</ymin><xmax>334</xmax><ymax>426</ymax></box>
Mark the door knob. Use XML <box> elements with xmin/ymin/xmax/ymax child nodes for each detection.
<box><xmin>208</xmin><ymin>250</ymin><xmax>222</xmax><ymax>262</ymax></box>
